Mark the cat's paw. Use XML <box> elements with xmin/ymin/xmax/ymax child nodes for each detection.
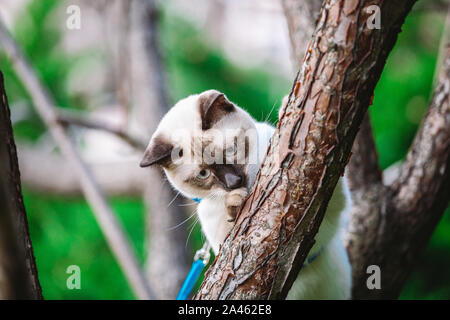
<box><xmin>225</xmin><ymin>188</ymin><xmax>248</xmax><ymax>221</ymax></box>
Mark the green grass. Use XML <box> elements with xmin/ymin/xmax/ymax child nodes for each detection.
<box><xmin>25</xmin><ymin>190</ymin><xmax>146</xmax><ymax>299</ymax></box>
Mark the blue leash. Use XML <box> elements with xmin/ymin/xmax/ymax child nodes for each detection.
<box><xmin>176</xmin><ymin>242</ymin><xmax>211</xmax><ymax>300</ymax></box>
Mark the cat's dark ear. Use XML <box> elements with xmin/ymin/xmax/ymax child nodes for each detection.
<box><xmin>140</xmin><ymin>136</ymin><xmax>173</xmax><ymax>168</ymax></box>
<box><xmin>199</xmin><ymin>90</ymin><xmax>235</xmax><ymax>130</ymax></box>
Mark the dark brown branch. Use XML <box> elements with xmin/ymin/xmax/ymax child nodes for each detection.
<box><xmin>387</xmin><ymin>46</ymin><xmax>450</xmax><ymax>296</ymax></box>
<box><xmin>345</xmin><ymin>16</ymin><xmax>450</xmax><ymax>300</ymax></box>
<box><xmin>195</xmin><ymin>0</ymin><xmax>417</xmax><ymax>300</ymax></box>
<box><xmin>0</xmin><ymin>71</ymin><xmax>42</xmax><ymax>299</ymax></box>
<box><xmin>347</xmin><ymin>113</ymin><xmax>382</xmax><ymax>191</ymax></box>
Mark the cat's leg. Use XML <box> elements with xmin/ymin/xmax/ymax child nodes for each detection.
<box><xmin>225</xmin><ymin>187</ymin><xmax>248</xmax><ymax>221</ymax></box>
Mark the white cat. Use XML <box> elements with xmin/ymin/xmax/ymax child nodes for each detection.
<box><xmin>140</xmin><ymin>90</ymin><xmax>352</xmax><ymax>299</ymax></box>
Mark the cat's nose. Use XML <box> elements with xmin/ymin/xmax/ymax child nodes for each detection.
<box><xmin>225</xmin><ymin>173</ymin><xmax>243</xmax><ymax>189</ymax></box>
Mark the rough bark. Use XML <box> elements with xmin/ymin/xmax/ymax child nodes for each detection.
<box><xmin>129</xmin><ymin>0</ymin><xmax>189</xmax><ymax>299</ymax></box>
<box><xmin>282</xmin><ymin>0</ymin><xmax>449</xmax><ymax>300</ymax></box>
<box><xmin>345</xmin><ymin>45</ymin><xmax>450</xmax><ymax>299</ymax></box>
<box><xmin>0</xmin><ymin>71</ymin><xmax>42</xmax><ymax>299</ymax></box>
<box><xmin>195</xmin><ymin>0</ymin><xmax>417</xmax><ymax>300</ymax></box>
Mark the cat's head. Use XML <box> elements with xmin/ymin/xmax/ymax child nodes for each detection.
<box><xmin>140</xmin><ymin>90</ymin><xmax>259</xmax><ymax>199</ymax></box>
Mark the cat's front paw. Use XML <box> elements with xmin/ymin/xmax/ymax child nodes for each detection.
<box><xmin>225</xmin><ymin>188</ymin><xmax>248</xmax><ymax>221</ymax></box>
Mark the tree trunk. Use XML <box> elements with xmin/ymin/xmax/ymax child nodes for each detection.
<box><xmin>345</xmin><ymin>44</ymin><xmax>450</xmax><ymax>299</ymax></box>
<box><xmin>0</xmin><ymin>71</ymin><xmax>42</xmax><ymax>299</ymax></box>
<box><xmin>284</xmin><ymin>0</ymin><xmax>450</xmax><ymax>300</ymax></box>
<box><xmin>195</xmin><ymin>0</ymin><xmax>417</xmax><ymax>300</ymax></box>
<box><xmin>129</xmin><ymin>0</ymin><xmax>189</xmax><ymax>299</ymax></box>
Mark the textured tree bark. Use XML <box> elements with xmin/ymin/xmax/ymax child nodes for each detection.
<box><xmin>195</xmin><ymin>0</ymin><xmax>417</xmax><ymax>300</ymax></box>
<box><xmin>283</xmin><ymin>0</ymin><xmax>449</xmax><ymax>300</ymax></box>
<box><xmin>129</xmin><ymin>0</ymin><xmax>189</xmax><ymax>299</ymax></box>
<box><xmin>0</xmin><ymin>71</ymin><xmax>42</xmax><ymax>299</ymax></box>
<box><xmin>345</xmin><ymin>45</ymin><xmax>450</xmax><ymax>299</ymax></box>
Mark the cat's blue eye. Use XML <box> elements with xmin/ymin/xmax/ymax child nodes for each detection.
<box><xmin>197</xmin><ymin>169</ymin><xmax>211</xmax><ymax>179</ymax></box>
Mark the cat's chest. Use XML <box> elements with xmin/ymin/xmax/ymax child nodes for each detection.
<box><xmin>196</xmin><ymin>198</ymin><xmax>233</xmax><ymax>254</ymax></box>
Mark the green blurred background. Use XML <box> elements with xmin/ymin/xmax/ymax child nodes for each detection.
<box><xmin>0</xmin><ymin>0</ymin><xmax>448</xmax><ymax>299</ymax></box>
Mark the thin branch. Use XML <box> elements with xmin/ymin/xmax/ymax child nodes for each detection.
<box><xmin>17</xmin><ymin>144</ymin><xmax>144</xmax><ymax>196</ymax></box>
<box><xmin>57</xmin><ymin>111</ymin><xmax>146</xmax><ymax>151</ymax></box>
<box><xmin>114</xmin><ymin>0</ymin><xmax>132</xmax><ymax>121</ymax></box>
<box><xmin>0</xmin><ymin>18</ymin><xmax>155</xmax><ymax>300</ymax></box>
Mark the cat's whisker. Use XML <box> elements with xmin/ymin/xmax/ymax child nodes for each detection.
<box><xmin>167</xmin><ymin>208</ymin><xmax>198</xmax><ymax>231</ymax></box>
<box><xmin>264</xmin><ymin>100</ymin><xmax>278</xmax><ymax>124</ymax></box>
<box><xmin>178</xmin><ymin>201</ymin><xmax>198</xmax><ymax>207</ymax></box>
<box><xmin>185</xmin><ymin>216</ymin><xmax>199</xmax><ymax>249</ymax></box>
<box><xmin>167</xmin><ymin>191</ymin><xmax>181</xmax><ymax>208</ymax></box>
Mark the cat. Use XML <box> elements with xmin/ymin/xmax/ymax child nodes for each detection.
<box><xmin>140</xmin><ymin>89</ymin><xmax>352</xmax><ymax>299</ymax></box>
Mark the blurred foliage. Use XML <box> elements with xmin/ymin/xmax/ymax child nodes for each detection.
<box><xmin>23</xmin><ymin>190</ymin><xmax>145</xmax><ymax>299</ymax></box>
<box><xmin>0</xmin><ymin>0</ymin><xmax>448</xmax><ymax>299</ymax></box>
<box><xmin>160</xmin><ymin>11</ymin><xmax>290</xmax><ymax>125</ymax></box>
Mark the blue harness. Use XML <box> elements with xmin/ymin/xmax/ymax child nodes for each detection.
<box><xmin>191</xmin><ymin>197</ymin><xmax>202</xmax><ymax>203</ymax></box>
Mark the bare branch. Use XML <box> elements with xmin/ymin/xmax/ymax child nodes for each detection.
<box><xmin>17</xmin><ymin>144</ymin><xmax>144</xmax><ymax>196</ymax></box>
<box><xmin>196</xmin><ymin>0</ymin><xmax>417</xmax><ymax>300</ymax></box>
<box><xmin>57</xmin><ymin>111</ymin><xmax>146</xmax><ymax>151</ymax></box>
<box><xmin>0</xmin><ymin>18</ymin><xmax>155</xmax><ymax>300</ymax></box>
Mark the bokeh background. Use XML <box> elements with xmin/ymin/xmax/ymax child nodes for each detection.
<box><xmin>0</xmin><ymin>0</ymin><xmax>448</xmax><ymax>299</ymax></box>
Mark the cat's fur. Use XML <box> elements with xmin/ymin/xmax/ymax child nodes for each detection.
<box><xmin>140</xmin><ymin>90</ymin><xmax>352</xmax><ymax>299</ymax></box>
